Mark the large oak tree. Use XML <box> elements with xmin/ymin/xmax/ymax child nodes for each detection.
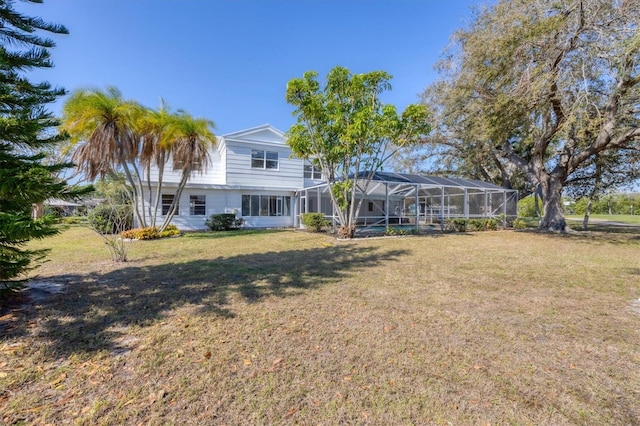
<box><xmin>421</xmin><ymin>0</ymin><xmax>640</xmax><ymax>230</ymax></box>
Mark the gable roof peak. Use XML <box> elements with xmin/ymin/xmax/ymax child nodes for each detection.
<box><xmin>222</xmin><ymin>124</ymin><xmax>285</xmax><ymax>139</ymax></box>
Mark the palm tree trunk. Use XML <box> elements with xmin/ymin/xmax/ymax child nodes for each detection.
<box><xmin>151</xmin><ymin>157</ymin><xmax>166</xmax><ymax>228</ymax></box>
<box><xmin>145</xmin><ymin>163</ymin><xmax>154</xmax><ymax>227</ymax></box>
<box><xmin>130</xmin><ymin>161</ymin><xmax>148</xmax><ymax>229</ymax></box>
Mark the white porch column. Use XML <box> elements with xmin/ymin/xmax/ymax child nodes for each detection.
<box><xmin>385</xmin><ymin>182</ymin><xmax>389</xmax><ymax>230</ymax></box>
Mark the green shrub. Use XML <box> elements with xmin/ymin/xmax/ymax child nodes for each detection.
<box><xmin>518</xmin><ymin>195</ymin><xmax>539</xmax><ymax>218</ymax></box>
<box><xmin>485</xmin><ymin>218</ymin><xmax>498</xmax><ymax>231</ymax></box>
<box><xmin>159</xmin><ymin>224</ymin><xmax>181</xmax><ymax>238</ymax></box>
<box><xmin>468</xmin><ymin>218</ymin><xmax>499</xmax><ymax>231</ymax></box>
<box><xmin>513</xmin><ymin>218</ymin><xmax>528</xmax><ymax>229</ymax></box>
<box><xmin>121</xmin><ymin>225</ymin><xmax>181</xmax><ymax>240</ymax></box>
<box><xmin>301</xmin><ymin>213</ymin><xmax>331</xmax><ymax>232</ymax></box>
<box><xmin>385</xmin><ymin>227</ymin><xmax>403</xmax><ymax>236</ymax></box>
<box><xmin>88</xmin><ymin>203</ymin><xmax>133</xmax><ymax>234</ymax></box>
<box><xmin>121</xmin><ymin>227</ymin><xmax>159</xmax><ymax>240</ymax></box>
<box><xmin>469</xmin><ymin>219</ymin><xmax>485</xmax><ymax>231</ymax></box>
<box><xmin>61</xmin><ymin>216</ymin><xmax>85</xmax><ymax>225</ymax></box>
<box><xmin>446</xmin><ymin>218</ymin><xmax>468</xmax><ymax>232</ymax></box>
<box><xmin>206</xmin><ymin>213</ymin><xmax>243</xmax><ymax>231</ymax></box>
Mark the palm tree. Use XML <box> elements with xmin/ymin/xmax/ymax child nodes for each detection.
<box><xmin>61</xmin><ymin>87</ymin><xmax>148</xmax><ymax>227</ymax></box>
<box><xmin>136</xmin><ymin>100</ymin><xmax>175</xmax><ymax>228</ymax></box>
<box><xmin>159</xmin><ymin>111</ymin><xmax>216</xmax><ymax>230</ymax></box>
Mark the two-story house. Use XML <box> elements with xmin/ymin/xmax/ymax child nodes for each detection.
<box><xmin>142</xmin><ymin>124</ymin><xmax>323</xmax><ymax>230</ymax></box>
<box><xmin>144</xmin><ymin>123</ymin><xmax>518</xmax><ymax>232</ymax></box>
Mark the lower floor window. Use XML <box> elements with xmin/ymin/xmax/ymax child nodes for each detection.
<box><xmin>162</xmin><ymin>194</ymin><xmax>178</xmax><ymax>215</ymax></box>
<box><xmin>190</xmin><ymin>195</ymin><xmax>206</xmax><ymax>215</ymax></box>
<box><xmin>242</xmin><ymin>195</ymin><xmax>291</xmax><ymax>216</ymax></box>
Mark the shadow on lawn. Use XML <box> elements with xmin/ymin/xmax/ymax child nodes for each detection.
<box><xmin>17</xmin><ymin>244</ymin><xmax>407</xmax><ymax>358</ymax></box>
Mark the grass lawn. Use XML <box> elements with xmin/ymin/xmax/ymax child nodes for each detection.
<box><xmin>1</xmin><ymin>226</ymin><xmax>639</xmax><ymax>424</ymax></box>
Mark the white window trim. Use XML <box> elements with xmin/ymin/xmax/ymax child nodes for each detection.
<box><xmin>304</xmin><ymin>163</ymin><xmax>322</xmax><ymax>180</ymax></box>
<box><xmin>189</xmin><ymin>195</ymin><xmax>206</xmax><ymax>216</ymax></box>
<box><xmin>251</xmin><ymin>149</ymin><xmax>279</xmax><ymax>170</ymax></box>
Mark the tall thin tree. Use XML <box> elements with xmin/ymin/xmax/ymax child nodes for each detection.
<box><xmin>0</xmin><ymin>0</ymin><xmax>90</xmax><ymax>290</ymax></box>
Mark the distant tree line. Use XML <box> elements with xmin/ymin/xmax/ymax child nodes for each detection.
<box><xmin>572</xmin><ymin>194</ymin><xmax>640</xmax><ymax>216</ymax></box>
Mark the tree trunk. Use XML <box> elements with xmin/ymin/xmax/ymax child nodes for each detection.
<box><xmin>582</xmin><ymin>198</ymin><xmax>593</xmax><ymax>230</ymax></box>
<box><xmin>539</xmin><ymin>177</ymin><xmax>566</xmax><ymax>231</ymax></box>
<box><xmin>534</xmin><ymin>187</ymin><xmax>542</xmax><ymax>224</ymax></box>
<box><xmin>338</xmin><ymin>225</ymin><xmax>355</xmax><ymax>239</ymax></box>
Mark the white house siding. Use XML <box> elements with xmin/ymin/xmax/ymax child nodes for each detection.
<box><xmin>146</xmin><ymin>145</ymin><xmax>225</xmax><ymax>185</ymax></box>
<box><xmin>224</xmin><ymin>140</ymin><xmax>304</xmax><ymax>189</ymax></box>
<box><xmin>139</xmin><ymin>186</ymin><xmax>295</xmax><ymax>231</ymax></box>
<box><xmin>138</xmin><ymin>125</ymin><xmax>300</xmax><ymax>231</ymax></box>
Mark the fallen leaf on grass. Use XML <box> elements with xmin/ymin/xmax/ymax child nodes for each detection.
<box><xmin>204</xmin><ymin>351</ymin><xmax>211</xmax><ymax>360</ymax></box>
<box><xmin>48</xmin><ymin>373</ymin><xmax>66</xmax><ymax>387</ymax></box>
<box><xmin>19</xmin><ymin>405</ymin><xmax>44</xmax><ymax>414</ymax></box>
<box><xmin>122</xmin><ymin>398</ymin><xmax>136</xmax><ymax>407</ymax></box>
<box><xmin>283</xmin><ymin>406</ymin><xmax>297</xmax><ymax>418</ymax></box>
<box><xmin>267</xmin><ymin>358</ymin><xmax>283</xmax><ymax>372</ymax></box>
<box><xmin>243</xmin><ymin>359</ymin><xmax>252</xmax><ymax>366</ymax></box>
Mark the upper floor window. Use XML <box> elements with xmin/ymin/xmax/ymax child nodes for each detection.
<box><xmin>189</xmin><ymin>195</ymin><xmax>206</xmax><ymax>215</ymax></box>
<box><xmin>251</xmin><ymin>150</ymin><xmax>278</xmax><ymax>169</ymax></box>
<box><xmin>304</xmin><ymin>163</ymin><xmax>322</xmax><ymax>180</ymax></box>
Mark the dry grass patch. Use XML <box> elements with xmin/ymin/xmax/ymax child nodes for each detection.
<box><xmin>1</xmin><ymin>227</ymin><xmax>639</xmax><ymax>424</ymax></box>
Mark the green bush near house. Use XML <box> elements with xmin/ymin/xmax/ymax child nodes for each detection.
<box><xmin>206</xmin><ymin>214</ymin><xmax>244</xmax><ymax>231</ymax></box>
<box><xmin>446</xmin><ymin>218</ymin><xmax>468</xmax><ymax>232</ymax></box>
<box><xmin>120</xmin><ymin>225</ymin><xmax>181</xmax><ymax>240</ymax></box>
<box><xmin>301</xmin><ymin>213</ymin><xmax>331</xmax><ymax>232</ymax></box>
<box><xmin>88</xmin><ymin>204</ymin><xmax>133</xmax><ymax>234</ymax></box>
<box><xmin>60</xmin><ymin>216</ymin><xmax>86</xmax><ymax>225</ymax></box>
<box><xmin>512</xmin><ymin>218</ymin><xmax>528</xmax><ymax>229</ymax></box>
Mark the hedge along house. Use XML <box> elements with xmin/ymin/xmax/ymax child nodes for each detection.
<box><xmin>297</xmin><ymin>172</ymin><xmax>518</xmax><ymax>233</ymax></box>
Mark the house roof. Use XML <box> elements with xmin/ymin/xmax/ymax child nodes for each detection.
<box><xmin>302</xmin><ymin>171</ymin><xmax>517</xmax><ymax>195</ymax></box>
<box><xmin>222</xmin><ymin>124</ymin><xmax>285</xmax><ymax>142</ymax></box>
<box><xmin>361</xmin><ymin>171</ymin><xmax>508</xmax><ymax>190</ymax></box>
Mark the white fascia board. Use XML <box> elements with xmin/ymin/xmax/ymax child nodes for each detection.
<box><xmin>224</xmin><ymin>138</ymin><xmax>290</xmax><ymax>149</ymax></box>
<box><xmin>151</xmin><ymin>182</ymin><xmax>300</xmax><ymax>192</ymax></box>
<box><xmin>214</xmin><ymin>135</ymin><xmax>226</xmax><ymax>153</ymax></box>
<box><xmin>222</xmin><ymin>124</ymin><xmax>285</xmax><ymax>140</ymax></box>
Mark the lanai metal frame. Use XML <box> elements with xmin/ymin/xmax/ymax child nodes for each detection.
<box><xmin>296</xmin><ymin>172</ymin><xmax>518</xmax><ymax>232</ymax></box>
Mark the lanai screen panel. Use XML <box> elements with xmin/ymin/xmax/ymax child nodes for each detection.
<box><xmin>297</xmin><ymin>173</ymin><xmax>518</xmax><ymax>227</ymax></box>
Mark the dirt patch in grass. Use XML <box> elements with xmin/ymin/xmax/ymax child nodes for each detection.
<box><xmin>1</xmin><ymin>227</ymin><xmax>639</xmax><ymax>424</ymax></box>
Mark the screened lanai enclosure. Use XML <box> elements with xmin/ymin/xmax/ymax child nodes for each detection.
<box><xmin>296</xmin><ymin>172</ymin><xmax>518</xmax><ymax>233</ymax></box>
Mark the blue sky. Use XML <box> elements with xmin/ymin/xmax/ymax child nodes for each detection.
<box><xmin>22</xmin><ymin>0</ymin><xmax>486</xmax><ymax>135</ymax></box>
